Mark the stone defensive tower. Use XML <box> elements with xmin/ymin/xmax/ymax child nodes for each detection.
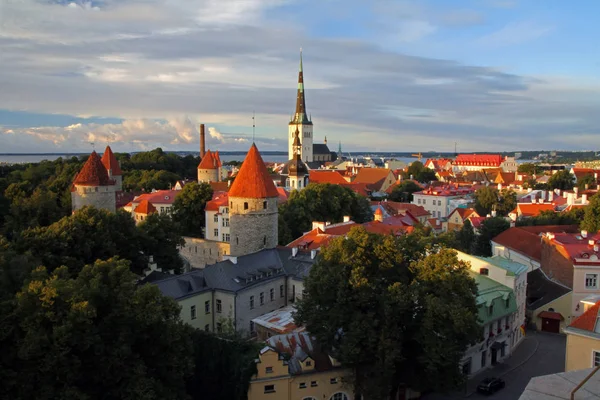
<box><xmin>197</xmin><ymin>149</ymin><xmax>221</xmax><ymax>183</ymax></box>
<box><xmin>71</xmin><ymin>151</ymin><xmax>116</xmax><ymax>213</ymax></box>
<box><xmin>228</xmin><ymin>144</ymin><xmax>279</xmax><ymax>256</ymax></box>
<box><xmin>100</xmin><ymin>145</ymin><xmax>122</xmax><ymax>191</ymax></box>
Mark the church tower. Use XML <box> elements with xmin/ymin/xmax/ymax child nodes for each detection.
<box><xmin>287</xmin><ymin>125</ymin><xmax>308</xmax><ymax>190</ymax></box>
<box><xmin>228</xmin><ymin>144</ymin><xmax>279</xmax><ymax>257</ymax></box>
<box><xmin>288</xmin><ymin>50</ymin><xmax>313</xmax><ymax>163</ymax></box>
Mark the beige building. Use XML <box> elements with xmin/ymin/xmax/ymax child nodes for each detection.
<box><xmin>564</xmin><ymin>300</ymin><xmax>600</xmax><ymax>371</ymax></box>
<box><xmin>447</xmin><ymin>208</ymin><xmax>479</xmax><ymax>231</ymax></box>
<box><xmin>248</xmin><ymin>332</ymin><xmax>355</xmax><ymax>400</ymax></box>
<box><xmin>526</xmin><ymin>269</ymin><xmax>572</xmax><ymax>333</ymax></box>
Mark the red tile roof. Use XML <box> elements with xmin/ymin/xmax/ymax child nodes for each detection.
<box><xmin>73</xmin><ymin>151</ymin><xmax>113</xmax><ymax>186</ymax></box>
<box><xmin>134</xmin><ymin>199</ymin><xmax>156</xmax><ymax>214</ymax></box>
<box><xmin>277</xmin><ymin>187</ymin><xmax>289</xmax><ymax>204</ymax></box>
<box><xmin>375</xmin><ymin>201</ymin><xmax>430</xmax><ymax>218</ymax></box>
<box><xmin>100</xmin><ymin>145</ymin><xmax>122</xmax><ymax>176</ymax></box>
<box><xmin>454</xmin><ymin>154</ymin><xmax>503</xmax><ymax>167</ymax></box>
<box><xmin>340</xmin><ymin>182</ymin><xmax>371</xmax><ymax>197</ymax></box>
<box><xmin>214</xmin><ymin>151</ymin><xmax>222</xmax><ymax>167</ymax></box>
<box><xmin>450</xmin><ymin>207</ymin><xmax>479</xmax><ymax>220</ymax></box>
<box><xmin>205</xmin><ymin>192</ymin><xmax>228</xmax><ymax>211</ymax></box>
<box><xmin>468</xmin><ymin>216</ymin><xmax>487</xmax><ymax>229</ymax></box>
<box><xmin>512</xmin><ymin>203</ymin><xmax>556</xmax><ymax>217</ymax></box>
<box><xmin>572</xmin><ymin>168</ymin><xmax>600</xmax><ymax>181</ymax></box>
<box><xmin>353</xmin><ymin>168</ymin><xmax>393</xmax><ymax>190</ymax></box>
<box><xmin>548</xmin><ymin>232</ymin><xmax>600</xmax><ymax>263</ymax></box>
<box><xmin>210</xmin><ymin>181</ymin><xmax>230</xmax><ymax>192</ymax></box>
<box><xmin>229</xmin><ymin>144</ymin><xmax>279</xmax><ymax>198</ymax></box>
<box><xmin>538</xmin><ymin>310</ymin><xmax>564</xmax><ymax>321</ymax></box>
<box><xmin>492</xmin><ymin>225</ymin><xmax>580</xmax><ymax>262</ymax></box>
<box><xmin>309</xmin><ymin>170</ymin><xmax>347</xmax><ymax>184</ymax></box>
<box><xmin>198</xmin><ymin>150</ymin><xmax>218</xmax><ymax>169</ymax></box>
<box><xmin>569</xmin><ymin>301</ymin><xmax>600</xmax><ymax>331</ymax></box>
<box><xmin>134</xmin><ymin>190</ymin><xmax>180</xmax><ymax>205</ymax></box>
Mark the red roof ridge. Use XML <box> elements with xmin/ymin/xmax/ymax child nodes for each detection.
<box><xmin>74</xmin><ymin>151</ymin><xmax>113</xmax><ymax>186</ymax></box>
<box><xmin>100</xmin><ymin>145</ymin><xmax>122</xmax><ymax>176</ymax></box>
<box><xmin>569</xmin><ymin>301</ymin><xmax>600</xmax><ymax>332</ymax></box>
<box><xmin>134</xmin><ymin>199</ymin><xmax>156</xmax><ymax>214</ymax></box>
<box><xmin>198</xmin><ymin>150</ymin><xmax>218</xmax><ymax>169</ymax></box>
<box><xmin>228</xmin><ymin>144</ymin><xmax>279</xmax><ymax>198</ymax></box>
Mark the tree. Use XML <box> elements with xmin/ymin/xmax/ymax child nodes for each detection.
<box><xmin>474</xmin><ymin>186</ymin><xmax>498</xmax><ymax>216</ymax></box>
<box><xmin>517</xmin><ymin>163</ymin><xmax>540</xmax><ymax>175</ymax></box>
<box><xmin>3</xmin><ymin>186</ymin><xmax>65</xmax><ymax>239</ymax></box>
<box><xmin>517</xmin><ymin>209</ymin><xmax>583</xmax><ymax>227</ymax></box>
<box><xmin>577</xmin><ymin>174</ymin><xmax>597</xmax><ymax>190</ymax></box>
<box><xmin>472</xmin><ymin>217</ymin><xmax>510</xmax><ymax>256</ymax></box>
<box><xmin>497</xmin><ymin>188</ymin><xmax>517</xmax><ymax>216</ymax></box>
<box><xmin>548</xmin><ymin>170</ymin><xmax>575</xmax><ymax>191</ymax></box>
<box><xmin>388</xmin><ymin>180</ymin><xmax>422</xmax><ymax>202</ymax></box>
<box><xmin>294</xmin><ymin>227</ymin><xmax>480</xmax><ymax>398</ymax></box>
<box><xmin>172</xmin><ymin>182</ymin><xmax>214</xmax><ymax>237</ymax></box>
<box><xmin>405</xmin><ymin>161</ymin><xmax>437</xmax><ymax>183</ymax></box>
<box><xmin>278</xmin><ymin>183</ymin><xmax>373</xmax><ymax>244</ymax></box>
<box><xmin>138</xmin><ymin>213</ymin><xmax>185</xmax><ymax>273</ymax></box>
<box><xmin>1</xmin><ymin>258</ymin><xmax>194</xmax><ymax>400</ymax></box>
<box><xmin>581</xmin><ymin>194</ymin><xmax>600</xmax><ymax>233</ymax></box>
<box><xmin>456</xmin><ymin>219</ymin><xmax>476</xmax><ymax>253</ymax></box>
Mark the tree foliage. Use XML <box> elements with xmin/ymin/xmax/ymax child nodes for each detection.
<box><xmin>456</xmin><ymin>219</ymin><xmax>476</xmax><ymax>253</ymax></box>
<box><xmin>474</xmin><ymin>187</ymin><xmax>516</xmax><ymax>217</ymax></box>
<box><xmin>581</xmin><ymin>194</ymin><xmax>600</xmax><ymax>233</ymax></box>
<box><xmin>404</xmin><ymin>161</ymin><xmax>437</xmax><ymax>183</ymax></box>
<box><xmin>517</xmin><ymin>163</ymin><xmax>541</xmax><ymax>175</ymax></box>
<box><xmin>294</xmin><ymin>227</ymin><xmax>480</xmax><ymax>398</ymax></box>
<box><xmin>0</xmin><ymin>258</ymin><xmax>194</xmax><ymax>400</ymax></box>
<box><xmin>172</xmin><ymin>182</ymin><xmax>214</xmax><ymax>237</ymax></box>
<box><xmin>278</xmin><ymin>183</ymin><xmax>373</xmax><ymax>244</ymax></box>
<box><xmin>138</xmin><ymin>213</ymin><xmax>185</xmax><ymax>273</ymax></box>
<box><xmin>472</xmin><ymin>217</ymin><xmax>510</xmax><ymax>256</ymax></box>
<box><xmin>517</xmin><ymin>209</ymin><xmax>584</xmax><ymax>227</ymax></box>
<box><xmin>123</xmin><ymin>169</ymin><xmax>181</xmax><ymax>191</ymax></box>
<box><xmin>388</xmin><ymin>180</ymin><xmax>422</xmax><ymax>202</ymax></box>
<box><xmin>548</xmin><ymin>170</ymin><xmax>575</xmax><ymax>190</ymax></box>
<box><xmin>577</xmin><ymin>174</ymin><xmax>597</xmax><ymax>190</ymax></box>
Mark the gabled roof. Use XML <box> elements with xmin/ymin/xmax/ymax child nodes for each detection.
<box><xmin>512</xmin><ymin>203</ymin><xmax>556</xmax><ymax>217</ymax></box>
<box><xmin>229</xmin><ymin>144</ymin><xmax>279</xmax><ymax>199</ymax></box>
<box><xmin>309</xmin><ymin>170</ymin><xmax>347</xmax><ymax>184</ymax></box>
<box><xmin>353</xmin><ymin>168</ymin><xmax>393</xmax><ymax>186</ymax></box>
<box><xmin>73</xmin><ymin>151</ymin><xmax>113</xmax><ymax>186</ymax></box>
<box><xmin>134</xmin><ymin>199</ymin><xmax>156</xmax><ymax>215</ymax></box>
<box><xmin>205</xmin><ymin>192</ymin><xmax>228</xmax><ymax>212</ymax></box>
<box><xmin>313</xmin><ymin>143</ymin><xmax>331</xmax><ymax>155</ymax></box>
<box><xmin>209</xmin><ymin>181</ymin><xmax>229</xmax><ymax>192</ymax></box>
<box><xmin>468</xmin><ymin>216</ymin><xmax>487</xmax><ymax>229</ymax></box>
<box><xmin>492</xmin><ymin>225</ymin><xmax>580</xmax><ymax>262</ymax></box>
<box><xmin>449</xmin><ymin>207</ymin><xmax>479</xmax><ymax>220</ymax></box>
<box><xmin>266</xmin><ymin>332</ymin><xmax>334</xmax><ymax>374</ymax></box>
<box><xmin>100</xmin><ymin>146</ymin><xmax>122</xmax><ymax>176</ymax></box>
<box><xmin>214</xmin><ymin>151</ymin><xmax>222</xmax><ymax>167</ymax></box>
<box><xmin>376</xmin><ymin>201</ymin><xmax>430</xmax><ymax>218</ymax></box>
<box><xmin>568</xmin><ymin>300</ymin><xmax>600</xmax><ymax>333</ymax></box>
<box><xmin>198</xmin><ymin>150</ymin><xmax>218</xmax><ymax>169</ymax></box>
<box><xmin>527</xmin><ymin>269</ymin><xmax>571</xmax><ymax>311</ymax></box>
<box><xmin>133</xmin><ymin>190</ymin><xmax>180</xmax><ymax>205</ymax></box>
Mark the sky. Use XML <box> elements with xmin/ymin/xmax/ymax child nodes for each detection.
<box><xmin>2</xmin><ymin>0</ymin><xmax>600</xmax><ymax>153</ymax></box>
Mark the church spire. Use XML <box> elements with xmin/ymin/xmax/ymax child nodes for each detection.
<box><xmin>291</xmin><ymin>49</ymin><xmax>312</xmax><ymax>125</ymax></box>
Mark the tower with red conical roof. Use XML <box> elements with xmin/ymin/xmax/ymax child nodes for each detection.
<box><xmin>100</xmin><ymin>145</ymin><xmax>122</xmax><ymax>191</ymax></box>
<box><xmin>71</xmin><ymin>150</ymin><xmax>117</xmax><ymax>213</ymax></box>
<box><xmin>228</xmin><ymin>144</ymin><xmax>279</xmax><ymax>256</ymax></box>
<box><xmin>197</xmin><ymin>150</ymin><xmax>222</xmax><ymax>183</ymax></box>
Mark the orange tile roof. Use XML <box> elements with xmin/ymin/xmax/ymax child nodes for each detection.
<box><xmin>374</xmin><ymin>207</ymin><xmax>383</xmax><ymax>216</ymax></box>
<box><xmin>309</xmin><ymin>170</ymin><xmax>347</xmax><ymax>184</ymax></box>
<box><xmin>205</xmin><ymin>192</ymin><xmax>229</xmax><ymax>211</ymax></box>
<box><xmin>134</xmin><ymin>199</ymin><xmax>156</xmax><ymax>214</ymax></box>
<box><xmin>569</xmin><ymin>301</ymin><xmax>600</xmax><ymax>331</ymax></box>
<box><xmin>277</xmin><ymin>187</ymin><xmax>289</xmax><ymax>203</ymax></box>
<box><xmin>198</xmin><ymin>150</ymin><xmax>218</xmax><ymax>169</ymax></box>
<box><xmin>214</xmin><ymin>150</ymin><xmax>222</xmax><ymax>167</ymax></box>
<box><xmin>492</xmin><ymin>225</ymin><xmax>580</xmax><ymax>262</ymax></box>
<box><xmin>572</xmin><ymin>168</ymin><xmax>600</xmax><ymax>181</ymax></box>
<box><xmin>468</xmin><ymin>216</ymin><xmax>487</xmax><ymax>229</ymax></box>
<box><xmin>450</xmin><ymin>207</ymin><xmax>479</xmax><ymax>220</ymax></box>
<box><xmin>375</xmin><ymin>201</ymin><xmax>430</xmax><ymax>218</ymax></box>
<box><xmin>228</xmin><ymin>144</ymin><xmax>279</xmax><ymax>199</ymax></box>
<box><xmin>340</xmin><ymin>182</ymin><xmax>370</xmax><ymax>197</ymax></box>
<box><xmin>73</xmin><ymin>151</ymin><xmax>113</xmax><ymax>186</ymax></box>
<box><xmin>513</xmin><ymin>203</ymin><xmax>556</xmax><ymax>217</ymax></box>
<box><xmin>134</xmin><ymin>190</ymin><xmax>180</xmax><ymax>205</ymax></box>
<box><xmin>354</xmin><ymin>168</ymin><xmax>393</xmax><ymax>186</ymax></box>
<box><xmin>100</xmin><ymin>145</ymin><xmax>122</xmax><ymax>176</ymax></box>
<box><xmin>210</xmin><ymin>181</ymin><xmax>229</xmax><ymax>192</ymax></box>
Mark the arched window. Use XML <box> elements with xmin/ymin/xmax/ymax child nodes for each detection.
<box><xmin>244</xmin><ymin>202</ymin><xmax>248</xmax><ymax>210</ymax></box>
<box><xmin>330</xmin><ymin>393</ymin><xmax>349</xmax><ymax>400</ymax></box>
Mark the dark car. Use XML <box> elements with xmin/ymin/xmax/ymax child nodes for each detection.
<box><xmin>477</xmin><ymin>377</ymin><xmax>506</xmax><ymax>395</ymax></box>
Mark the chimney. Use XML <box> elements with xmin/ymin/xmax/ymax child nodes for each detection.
<box><xmin>548</xmin><ymin>191</ymin><xmax>554</xmax><ymax>202</ymax></box>
<box><xmin>589</xmin><ymin>239</ymin><xmax>595</xmax><ymax>246</ymax></box>
<box><xmin>581</xmin><ymin>230</ymin><xmax>588</xmax><ymax>238</ymax></box>
<box><xmin>582</xmin><ymin>194</ymin><xmax>588</xmax><ymax>204</ymax></box>
<box><xmin>595</xmin><ymin>245</ymin><xmax>599</xmax><ymax>253</ymax></box>
<box><xmin>292</xmin><ymin>247</ymin><xmax>298</xmax><ymax>257</ymax></box>
<box><xmin>343</xmin><ymin>215</ymin><xmax>351</xmax><ymax>222</ymax></box>
<box><xmin>497</xmin><ymin>183</ymin><xmax>502</xmax><ymax>190</ymax></box>
<box><xmin>531</xmin><ymin>196</ymin><xmax>536</xmax><ymax>204</ymax></box>
<box><xmin>200</xmin><ymin>124</ymin><xmax>206</xmax><ymax>157</ymax></box>
<box><xmin>567</xmin><ymin>193</ymin><xmax>574</xmax><ymax>206</ymax></box>
<box><xmin>374</xmin><ymin>208</ymin><xmax>384</xmax><ymax>222</ymax></box>
<box><xmin>491</xmin><ymin>210</ymin><xmax>497</xmax><ymax>217</ymax></box>
<box><xmin>310</xmin><ymin>249</ymin><xmax>317</xmax><ymax>259</ymax></box>
<box><xmin>312</xmin><ymin>221</ymin><xmax>326</xmax><ymax>231</ymax></box>
<box><xmin>563</xmin><ymin>191</ymin><xmax>568</xmax><ymax>198</ymax></box>
<box><xmin>574</xmin><ymin>187</ymin><xmax>579</xmax><ymax>197</ymax></box>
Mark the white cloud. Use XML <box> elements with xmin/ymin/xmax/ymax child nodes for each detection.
<box><xmin>478</xmin><ymin>21</ymin><xmax>554</xmax><ymax>47</ymax></box>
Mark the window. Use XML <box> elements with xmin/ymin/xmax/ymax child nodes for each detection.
<box><xmin>217</xmin><ymin>322</ymin><xmax>222</xmax><ymax>333</ymax></box>
<box><xmin>204</xmin><ymin>324</ymin><xmax>209</xmax><ymax>332</ymax></box>
<box><xmin>244</xmin><ymin>202</ymin><xmax>248</xmax><ymax>210</ymax></box>
<box><xmin>223</xmin><ymin>233</ymin><xmax>230</xmax><ymax>242</ymax></box>
<box><xmin>263</xmin><ymin>201</ymin><xmax>268</xmax><ymax>209</ymax></box>
<box><xmin>260</xmin><ymin>292</ymin><xmax>264</xmax><ymax>305</ymax></box>
<box><xmin>205</xmin><ymin>301</ymin><xmax>210</xmax><ymax>314</ymax></box>
<box><xmin>330</xmin><ymin>394</ymin><xmax>348</xmax><ymax>400</ymax></box>
<box><xmin>250</xmin><ymin>296</ymin><xmax>254</xmax><ymax>309</ymax></box>
<box><xmin>270</xmin><ymin>288</ymin><xmax>274</xmax><ymax>301</ymax></box>
<box><xmin>330</xmin><ymin>378</ymin><xmax>338</xmax><ymax>384</ymax></box>
<box><xmin>264</xmin><ymin>384</ymin><xmax>275</xmax><ymax>393</ymax></box>
<box><xmin>423</xmin><ymin>199</ymin><xmax>426</xmax><ymax>205</ymax></box>
<box><xmin>488</xmin><ymin>304</ymin><xmax>494</xmax><ymax>316</ymax></box>
<box><xmin>190</xmin><ymin>305</ymin><xmax>197</xmax><ymax>320</ymax></box>
<box><xmin>299</xmin><ymin>382</ymin><xmax>307</xmax><ymax>389</ymax></box>
<box><xmin>214</xmin><ymin>214</ymin><xmax>218</xmax><ymax>223</ymax></box>
<box><xmin>223</xmin><ymin>218</ymin><xmax>229</xmax><ymax>227</ymax></box>
<box><xmin>438</xmin><ymin>200</ymin><xmax>441</xmax><ymax>206</ymax></box>
<box><xmin>305</xmin><ymin>360</ymin><xmax>312</xmax><ymax>366</ymax></box>
<box><xmin>216</xmin><ymin>299</ymin><xmax>222</xmax><ymax>313</ymax></box>
<box><xmin>214</xmin><ymin>228</ymin><xmax>218</xmax><ymax>237</ymax></box>
<box><xmin>586</xmin><ymin>273</ymin><xmax>598</xmax><ymax>289</ymax></box>
<box><xmin>417</xmin><ymin>199</ymin><xmax>421</xmax><ymax>204</ymax></box>
<box><xmin>280</xmin><ymin>285</ymin><xmax>284</xmax><ymax>298</ymax></box>
<box><xmin>311</xmin><ymin>381</ymin><xmax>318</xmax><ymax>387</ymax></box>
<box><xmin>594</xmin><ymin>351</ymin><xmax>600</xmax><ymax>367</ymax></box>
<box><xmin>479</xmin><ymin>268</ymin><xmax>489</xmax><ymax>275</ymax></box>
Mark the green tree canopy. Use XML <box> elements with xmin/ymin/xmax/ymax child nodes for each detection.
<box><xmin>517</xmin><ymin>163</ymin><xmax>541</xmax><ymax>175</ymax></box>
<box><xmin>388</xmin><ymin>180</ymin><xmax>422</xmax><ymax>202</ymax></box>
<box><xmin>517</xmin><ymin>209</ymin><xmax>583</xmax><ymax>227</ymax></box>
<box><xmin>577</xmin><ymin>174</ymin><xmax>597</xmax><ymax>190</ymax></box>
<box><xmin>404</xmin><ymin>161</ymin><xmax>438</xmax><ymax>183</ymax></box>
<box><xmin>472</xmin><ymin>217</ymin><xmax>510</xmax><ymax>256</ymax></box>
<box><xmin>456</xmin><ymin>218</ymin><xmax>476</xmax><ymax>253</ymax></box>
<box><xmin>1</xmin><ymin>258</ymin><xmax>194</xmax><ymax>400</ymax></box>
<box><xmin>122</xmin><ymin>169</ymin><xmax>181</xmax><ymax>191</ymax></box>
<box><xmin>172</xmin><ymin>182</ymin><xmax>214</xmax><ymax>237</ymax></box>
<box><xmin>294</xmin><ymin>227</ymin><xmax>480</xmax><ymax>398</ymax></box>
<box><xmin>138</xmin><ymin>213</ymin><xmax>184</xmax><ymax>272</ymax></box>
<box><xmin>548</xmin><ymin>170</ymin><xmax>575</xmax><ymax>190</ymax></box>
<box><xmin>473</xmin><ymin>187</ymin><xmax>516</xmax><ymax>217</ymax></box>
<box><xmin>581</xmin><ymin>194</ymin><xmax>600</xmax><ymax>233</ymax></box>
<box><xmin>278</xmin><ymin>183</ymin><xmax>373</xmax><ymax>244</ymax></box>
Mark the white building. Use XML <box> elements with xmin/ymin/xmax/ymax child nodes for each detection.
<box><xmin>411</xmin><ymin>186</ymin><xmax>474</xmax><ymax>219</ymax></box>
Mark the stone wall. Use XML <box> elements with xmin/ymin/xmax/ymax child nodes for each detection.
<box><xmin>229</xmin><ymin>196</ymin><xmax>278</xmax><ymax>257</ymax></box>
<box><xmin>541</xmin><ymin>238</ymin><xmax>574</xmax><ymax>288</ymax></box>
<box><xmin>71</xmin><ymin>184</ymin><xmax>116</xmax><ymax>213</ymax></box>
<box><xmin>197</xmin><ymin>168</ymin><xmax>218</xmax><ymax>183</ymax></box>
<box><xmin>181</xmin><ymin>237</ymin><xmax>231</xmax><ymax>269</ymax></box>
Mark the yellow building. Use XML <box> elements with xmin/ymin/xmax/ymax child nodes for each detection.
<box><xmin>564</xmin><ymin>300</ymin><xmax>600</xmax><ymax>371</ymax></box>
<box><xmin>247</xmin><ymin>332</ymin><xmax>355</xmax><ymax>400</ymax></box>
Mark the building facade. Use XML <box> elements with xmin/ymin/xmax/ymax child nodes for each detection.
<box><xmin>564</xmin><ymin>300</ymin><xmax>600</xmax><ymax>371</ymax></box>
<box><xmin>411</xmin><ymin>186</ymin><xmax>473</xmax><ymax>219</ymax></box>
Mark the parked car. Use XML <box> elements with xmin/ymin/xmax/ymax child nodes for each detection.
<box><xmin>477</xmin><ymin>377</ymin><xmax>506</xmax><ymax>395</ymax></box>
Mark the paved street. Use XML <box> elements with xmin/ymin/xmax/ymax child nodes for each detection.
<box><xmin>422</xmin><ymin>332</ymin><xmax>566</xmax><ymax>400</ymax></box>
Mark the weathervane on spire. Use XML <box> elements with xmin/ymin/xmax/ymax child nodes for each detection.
<box><xmin>252</xmin><ymin>111</ymin><xmax>256</xmax><ymax>143</ymax></box>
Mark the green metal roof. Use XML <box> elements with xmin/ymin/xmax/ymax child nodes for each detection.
<box><xmin>470</xmin><ymin>271</ymin><xmax>517</xmax><ymax>325</ymax></box>
<box><xmin>471</xmin><ymin>255</ymin><xmax>528</xmax><ymax>277</ymax></box>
